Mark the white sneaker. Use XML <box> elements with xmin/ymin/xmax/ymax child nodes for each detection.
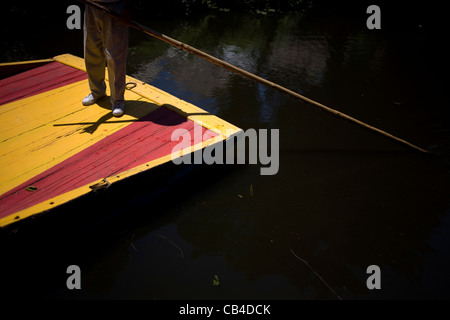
<box><xmin>82</xmin><ymin>93</ymin><xmax>105</xmax><ymax>106</ymax></box>
<box><xmin>112</xmin><ymin>101</ymin><xmax>124</xmax><ymax>117</ymax></box>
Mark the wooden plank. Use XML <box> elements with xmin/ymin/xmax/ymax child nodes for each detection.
<box><xmin>0</xmin><ymin>58</ymin><xmax>54</xmax><ymax>79</ymax></box>
<box><xmin>0</xmin><ymin>53</ymin><xmax>242</xmax><ymax>227</ymax></box>
<box><xmin>0</xmin><ymin>61</ymin><xmax>87</xmax><ymax>105</ymax></box>
<box><xmin>53</xmin><ymin>54</ymin><xmax>243</xmax><ymax>138</ymax></box>
<box><xmin>0</xmin><ymin>80</ymin><xmax>153</xmax><ymax>196</ymax></box>
<box><xmin>0</xmin><ymin>107</ymin><xmax>216</xmax><ymax>220</ymax></box>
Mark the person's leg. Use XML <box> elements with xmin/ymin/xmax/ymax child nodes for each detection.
<box><xmin>103</xmin><ymin>11</ymin><xmax>129</xmax><ymax>106</ymax></box>
<box><xmin>83</xmin><ymin>5</ymin><xmax>107</xmax><ymax>102</ymax></box>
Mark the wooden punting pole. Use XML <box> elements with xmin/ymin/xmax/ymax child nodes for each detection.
<box><xmin>77</xmin><ymin>0</ymin><xmax>429</xmax><ymax>154</ymax></box>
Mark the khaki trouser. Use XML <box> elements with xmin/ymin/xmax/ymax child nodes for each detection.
<box><xmin>83</xmin><ymin>2</ymin><xmax>129</xmax><ymax>103</ymax></box>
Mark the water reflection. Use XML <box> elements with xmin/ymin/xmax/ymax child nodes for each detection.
<box><xmin>125</xmin><ymin>10</ymin><xmax>450</xmax><ymax>299</ymax></box>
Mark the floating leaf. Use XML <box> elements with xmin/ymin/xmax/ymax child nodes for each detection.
<box><xmin>26</xmin><ymin>186</ymin><xmax>37</xmax><ymax>192</ymax></box>
<box><xmin>249</xmin><ymin>184</ymin><xmax>254</xmax><ymax>197</ymax></box>
<box><xmin>212</xmin><ymin>274</ymin><xmax>220</xmax><ymax>286</ymax></box>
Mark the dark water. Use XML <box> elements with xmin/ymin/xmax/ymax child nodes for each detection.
<box><xmin>1</xmin><ymin>2</ymin><xmax>450</xmax><ymax>301</ymax></box>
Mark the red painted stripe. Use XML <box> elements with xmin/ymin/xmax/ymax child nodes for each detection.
<box><xmin>0</xmin><ymin>107</ymin><xmax>218</xmax><ymax>219</ymax></box>
<box><xmin>0</xmin><ymin>61</ymin><xmax>87</xmax><ymax>106</ymax></box>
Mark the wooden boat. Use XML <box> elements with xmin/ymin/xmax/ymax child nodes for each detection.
<box><xmin>0</xmin><ymin>54</ymin><xmax>242</xmax><ymax>228</ymax></box>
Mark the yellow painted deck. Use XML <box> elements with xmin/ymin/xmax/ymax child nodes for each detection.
<box><xmin>0</xmin><ymin>54</ymin><xmax>242</xmax><ymax>227</ymax></box>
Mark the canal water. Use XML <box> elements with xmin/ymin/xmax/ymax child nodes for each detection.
<box><xmin>1</xmin><ymin>2</ymin><xmax>449</xmax><ymax>300</ymax></box>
